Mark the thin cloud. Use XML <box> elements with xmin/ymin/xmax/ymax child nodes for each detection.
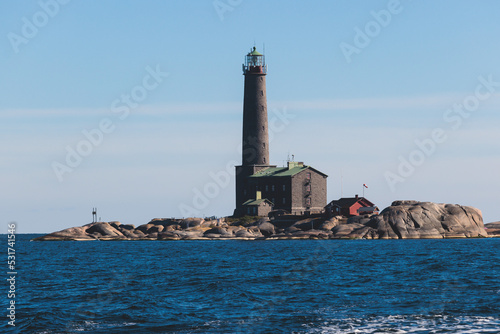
<box><xmin>4</xmin><ymin>92</ymin><xmax>500</xmax><ymax>119</ymax></box>
<box><xmin>276</xmin><ymin>93</ymin><xmax>500</xmax><ymax>111</ymax></box>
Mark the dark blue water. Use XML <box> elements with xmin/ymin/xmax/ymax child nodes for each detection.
<box><xmin>8</xmin><ymin>235</ymin><xmax>500</xmax><ymax>333</ymax></box>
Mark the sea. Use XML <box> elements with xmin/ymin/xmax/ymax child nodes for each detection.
<box><xmin>6</xmin><ymin>235</ymin><xmax>500</xmax><ymax>333</ymax></box>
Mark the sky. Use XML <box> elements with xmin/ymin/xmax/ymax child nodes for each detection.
<box><xmin>1</xmin><ymin>0</ymin><xmax>499</xmax><ymax>233</ymax></box>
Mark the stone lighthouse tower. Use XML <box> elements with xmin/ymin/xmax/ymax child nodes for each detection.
<box><xmin>242</xmin><ymin>46</ymin><xmax>269</xmax><ymax>165</ymax></box>
<box><xmin>234</xmin><ymin>47</ymin><xmax>275</xmax><ymax>216</ymax></box>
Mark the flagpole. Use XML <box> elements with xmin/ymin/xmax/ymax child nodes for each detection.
<box><xmin>362</xmin><ymin>184</ymin><xmax>364</xmax><ymax>198</ymax></box>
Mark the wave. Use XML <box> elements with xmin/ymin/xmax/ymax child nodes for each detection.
<box><xmin>306</xmin><ymin>315</ymin><xmax>500</xmax><ymax>334</ymax></box>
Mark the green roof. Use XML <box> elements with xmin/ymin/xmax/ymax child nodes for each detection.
<box><xmin>249</xmin><ymin>165</ymin><xmax>309</xmax><ymax>178</ymax></box>
<box><xmin>248</xmin><ymin>46</ymin><xmax>263</xmax><ymax>56</ymax></box>
<box><xmin>242</xmin><ymin>198</ymin><xmax>271</xmax><ymax>206</ymax></box>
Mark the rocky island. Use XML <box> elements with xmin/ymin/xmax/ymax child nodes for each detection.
<box><xmin>33</xmin><ymin>201</ymin><xmax>495</xmax><ymax>241</ymax></box>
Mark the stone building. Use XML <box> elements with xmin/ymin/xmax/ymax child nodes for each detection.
<box><xmin>234</xmin><ymin>47</ymin><xmax>327</xmax><ymax>217</ymax></box>
<box><xmin>246</xmin><ymin>161</ymin><xmax>327</xmax><ymax>215</ymax></box>
<box><xmin>241</xmin><ymin>191</ymin><xmax>273</xmax><ymax>217</ymax></box>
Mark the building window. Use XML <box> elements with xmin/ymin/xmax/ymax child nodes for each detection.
<box><xmin>260</xmin><ymin>90</ymin><xmax>264</xmax><ymax>96</ymax></box>
<box><xmin>306</xmin><ymin>185</ymin><xmax>311</xmax><ymax>192</ymax></box>
<box><xmin>282</xmin><ymin>185</ymin><xmax>286</xmax><ymax>191</ymax></box>
<box><xmin>306</xmin><ymin>172</ymin><xmax>311</xmax><ymax>180</ymax></box>
<box><xmin>247</xmin><ymin>207</ymin><xmax>251</xmax><ymax>215</ymax></box>
<box><xmin>306</xmin><ymin>198</ymin><xmax>311</xmax><ymax>206</ymax></box>
<box><xmin>282</xmin><ymin>198</ymin><xmax>286</xmax><ymax>204</ymax></box>
<box><xmin>272</xmin><ymin>185</ymin><xmax>275</xmax><ymax>191</ymax></box>
<box><xmin>256</xmin><ymin>185</ymin><xmax>259</xmax><ymax>191</ymax></box>
<box><xmin>253</xmin><ymin>207</ymin><xmax>257</xmax><ymax>215</ymax></box>
<box><xmin>244</xmin><ymin>189</ymin><xmax>247</xmax><ymax>195</ymax></box>
<box><xmin>272</xmin><ymin>198</ymin><xmax>275</xmax><ymax>204</ymax></box>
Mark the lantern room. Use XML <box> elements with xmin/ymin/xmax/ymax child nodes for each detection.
<box><xmin>243</xmin><ymin>46</ymin><xmax>267</xmax><ymax>74</ymax></box>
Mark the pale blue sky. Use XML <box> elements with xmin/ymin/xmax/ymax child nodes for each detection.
<box><xmin>1</xmin><ymin>0</ymin><xmax>499</xmax><ymax>233</ymax></box>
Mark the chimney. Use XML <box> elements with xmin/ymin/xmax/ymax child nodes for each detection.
<box><xmin>256</xmin><ymin>191</ymin><xmax>262</xmax><ymax>200</ymax></box>
<box><xmin>287</xmin><ymin>161</ymin><xmax>304</xmax><ymax>170</ymax></box>
<box><xmin>355</xmin><ymin>194</ymin><xmax>358</xmax><ymax>199</ymax></box>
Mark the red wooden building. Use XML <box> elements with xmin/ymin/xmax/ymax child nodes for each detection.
<box><xmin>325</xmin><ymin>195</ymin><xmax>376</xmax><ymax>217</ymax></box>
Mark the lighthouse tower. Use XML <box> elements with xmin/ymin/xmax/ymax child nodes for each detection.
<box><xmin>242</xmin><ymin>46</ymin><xmax>269</xmax><ymax>165</ymax></box>
<box><xmin>235</xmin><ymin>47</ymin><xmax>275</xmax><ymax>216</ymax></box>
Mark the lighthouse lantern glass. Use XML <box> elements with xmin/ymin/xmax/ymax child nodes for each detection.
<box><xmin>247</xmin><ymin>54</ymin><xmax>263</xmax><ymax>67</ymax></box>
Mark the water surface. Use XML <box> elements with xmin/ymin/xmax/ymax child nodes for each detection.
<box><xmin>12</xmin><ymin>235</ymin><xmax>500</xmax><ymax>333</ymax></box>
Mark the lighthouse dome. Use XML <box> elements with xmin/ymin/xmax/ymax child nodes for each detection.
<box><xmin>248</xmin><ymin>46</ymin><xmax>263</xmax><ymax>56</ymax></box>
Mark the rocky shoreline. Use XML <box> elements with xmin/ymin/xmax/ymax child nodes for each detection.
<box><xmin>33</xmin><ymin>201</ymin><xmax>498</xmax><ymax>241</ymax></box>
<box><xmin>484</xmin><ymin>221</ymin><xmax>500</xmax><ymax>237</ymax></box>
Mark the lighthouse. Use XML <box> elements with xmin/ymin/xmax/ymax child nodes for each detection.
<box><xmin>234</xmin><ymin>47</ymin><xmax>328</xmax><ymax>217</ymax></box>
<box><xmin>241</xmin><ymin>46</ymin><xmax>269</xmax><ymax>165</ymax></box>
<box><xmin>234</xmin><ymin>47</ymin><xmax>275</xmax><ymax>216</ymax></box>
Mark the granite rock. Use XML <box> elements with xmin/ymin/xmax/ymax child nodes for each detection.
<box><xmin>32</xmin><ymin>226</ymin><xmax>95</xmax><ymax>241</ymax></box>
<box><xmin>257</xmin><ymin>222</ymin><xmax>275</xmax><ymax>237</ymax></box>
<box><xmin>180</xmin><ymin>218</ymin><xmax>204</xmax><ymax>229</ymax></box>
<box><xmin>485</xmin><ymin>222</ymin><xmax>500</xmax><ymax>236</ymax></box>
<box><xmin>335</xmin><ymin>201</ymin><xmax>488</xmax><ymax>239</ymax></box>
<box><xmin>86</xmin><ymin>222</ymin><xmax>125</xmax><ymax>238</ymax></box>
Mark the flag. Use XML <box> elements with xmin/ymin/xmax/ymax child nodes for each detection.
<box><xmin>363</xmin><ymin>184</ymin><xmax>368</xmax><ymax>188</ymax></box>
